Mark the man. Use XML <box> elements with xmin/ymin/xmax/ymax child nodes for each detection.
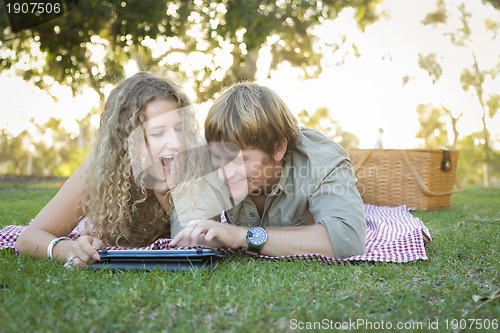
<box><xmin>170</xmin><ymin>83</ymin><xmax>366</xmax><ymax>259</ymax></box>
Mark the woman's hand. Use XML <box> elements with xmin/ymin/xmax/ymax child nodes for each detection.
<box><xmin>153</xmin><ymin>180</ymin><xmax>175</xmax><ymax>216</ymax></box>
<box><xmin>55</xmin><ymin>236</ymin><xmax>104</xmax><ymax>268</ymax></box>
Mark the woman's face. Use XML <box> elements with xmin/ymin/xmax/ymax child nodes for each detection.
<box><xmin>142</xmin><ymin>99</ymin><xmax>184</xmax><ymax>189</ymax></box>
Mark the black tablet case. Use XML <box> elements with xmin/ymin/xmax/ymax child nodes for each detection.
<box><xmin>88</xmin><ymin>248</ymin><xmax>225</xmax><ymax>271</ymax></box>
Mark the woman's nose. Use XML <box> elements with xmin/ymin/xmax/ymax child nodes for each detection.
<box><xmin>164</xmin><ymin>131</ymin><xmax>182</xmax><ymax>150</ymax></box>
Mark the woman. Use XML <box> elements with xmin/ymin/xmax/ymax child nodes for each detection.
<box><xmin>15</xmin><ymin>72</ymin><xmax>205</xmax><ymax>268</ymax></box>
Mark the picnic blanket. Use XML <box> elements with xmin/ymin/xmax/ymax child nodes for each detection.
<box><xmin>0</xmin><ymin>204</ymin><xmax>431</xmax><ymax>264</ymax></box>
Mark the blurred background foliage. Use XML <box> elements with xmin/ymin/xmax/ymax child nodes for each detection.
<box><xmin>0</xmin><ymin>0</ymin><xmax>499</xmax><ymax>186</ymax></box>
<box><xmin>0</xmin><ymin>0</ymin><xmax>380</xmax><ymax>102</ymax></box>
<box><xmin>0</xmin><ymin>0</ymin><xmax>379</xmax><ymax>176</ymax></box>
<box><xmin>415</xmin><ymin>0</ymin><xmax>500</xmax><ymax>186</ymax></box>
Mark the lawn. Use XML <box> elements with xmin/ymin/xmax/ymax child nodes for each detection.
<box><xmin>0</xmin><ymin>179</ymin><xmax>498</xmax><ymax>332</ymax></box>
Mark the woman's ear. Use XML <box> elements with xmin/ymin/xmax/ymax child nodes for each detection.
<box><xmin>273</xmin><ymin>139</ymin><xmax>288</xmax><ymax>162</ymax></box>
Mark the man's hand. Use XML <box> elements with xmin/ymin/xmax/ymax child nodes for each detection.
<box><xmin>170</xmin><ymin>220</ymin><xmax>248</xmax><ymax>249</ymax></box>
<box><xmin>170</xmin><ymin>221</ymin><xmax>335</xmax><ymax>258</ymax></box>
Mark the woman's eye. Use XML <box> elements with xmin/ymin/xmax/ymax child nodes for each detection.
<box><xmin>174</xmin><ymin>125</ymin><xmax>183</xmax><ymax>132</ymax></box>
<box><xmin>149</xmin><ymin>131</ymin><xmax>163</xmax><ymax>137</ymax></box>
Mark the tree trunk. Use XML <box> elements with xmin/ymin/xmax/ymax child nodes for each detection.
<box><xmin>443</xmin><ymin>106</ymin><xmax>462</xmax><ymax>149</ymax></box>
<box><xmin>472</xmin><ymin>54</ymin><xmax>492</xmax><ymax>186</ymax></box>
<box><xmin>230</xmin><ymin>46</ymin><xmax>260</xmax><ymax>82</ymax></box>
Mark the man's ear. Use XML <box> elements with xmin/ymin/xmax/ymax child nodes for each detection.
<box><xmin>273</xmin><ymin>139</ymin><xmax>288</xmax><ymax>162</ymax></box>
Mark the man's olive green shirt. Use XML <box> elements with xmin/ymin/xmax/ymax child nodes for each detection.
<box><xmin>172</xmin><ymin>127</ymin><xmax>366</xmax><ymax>259</ymax></box>
<box><xmin>223</xmin><ymin>128</ymin><xmax>366</xmax><ymax>259</ymax></box>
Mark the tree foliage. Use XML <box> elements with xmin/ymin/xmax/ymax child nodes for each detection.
<box><xmin>417</xmin><ymin>0</ymin><xmax>500</xmax><ymax>186</ymax></box>
<box><xmin>415</xmin><ymin>103</ymin><xmax>500</xmax><ymax>186</ymax></box>
<box><xmin>415</xmin><ymin>104</ymin><xmax>449</xmax><ymax>148</ymax></box>
<box><xmin>0</xmin><ymin>0</ymin><xmax>380</xmax><ymax>176</ymax></box>
<box><xmin>298</xmin><ymin>107</ymin><xmax>359</xmax><ymax>151</ymax></box>
<box><xmin>417</xmin><ymin>53</ymin><xmax>442</xmax><ymax>84</ymax></box>
<box><xmin>457</xmin><ymin>132</ymin><xmax>500</xmax><ymax>186</ymax></box>
<box><xmin>484</xmin><ymin>0</ymin><xmax>500</xmax><ymax>9</ymax></box>
<box><xmin>0</xmin><ymin>0</ymin><xmax>381</xmax><ymax>103</ymax></box>
<box><xmin>0</xmin><ymin>117</ymin><xmax>82</xmax><ymax>176</ymax></box>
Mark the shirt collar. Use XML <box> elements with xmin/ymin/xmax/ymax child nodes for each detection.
<box><xmin>272</xmin><ymin>156</ymin><xmax>295</xmax><ymax>195</ymax></box>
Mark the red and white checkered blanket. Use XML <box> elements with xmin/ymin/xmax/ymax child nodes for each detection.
<box><xmin>0</xmin><ymin>204</ymin><xmax>431</xmax><ymax>264</ymax></box>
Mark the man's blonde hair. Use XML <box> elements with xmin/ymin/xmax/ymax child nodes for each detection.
<box><xmin>205</xmin><ymin>82</ymin><xmax>300</xmax><ymax>159</ymax></box>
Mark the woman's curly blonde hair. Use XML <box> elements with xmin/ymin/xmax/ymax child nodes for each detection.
<box><xmin>79</xmin><ymin>72</ymin><xmax>203</xmax><ymax>247</ymax></box>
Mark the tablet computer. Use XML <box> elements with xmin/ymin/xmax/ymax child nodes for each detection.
<box><xmin>88</xmin><ymin>248</ymin><xmax>225</xmax><ymax>271</ymax></box>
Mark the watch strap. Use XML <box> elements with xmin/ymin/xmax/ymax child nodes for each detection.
<box><xmin>246</xmin><ymin>228</ymin><xmax>265</xmax><ymax>256</ymax></box>
<box><xmin>247</xmin><ymin>245</ymin><xmax>262</xmax><ymax>256</ymax></box>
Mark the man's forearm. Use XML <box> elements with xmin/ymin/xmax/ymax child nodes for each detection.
<box><xmin>170</xmin><ymin>220</ymin><xmax>335</xmax><ymax>257</ymax></box>
<box><xmin>245</xmin><ymin>224</ymin><xmax>335</xmax><ymax>258</ymax></box>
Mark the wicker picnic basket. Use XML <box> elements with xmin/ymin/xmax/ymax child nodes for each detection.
<box><xmin>349</xmin><ymin>149</ymin><xmax>462</xmax><ymax>210</ymax></box>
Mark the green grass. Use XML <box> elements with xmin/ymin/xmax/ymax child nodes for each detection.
<box><xmin>0</xmin><ymin>180</ymin><xmax>498</xmax><ymax>332</ymax></box>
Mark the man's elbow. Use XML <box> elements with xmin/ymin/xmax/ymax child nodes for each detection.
<box><xmin>353</xmin><ymin>240</ymin><xmax>365</xmax><ymax>256</ymax></box>
<box><xmin>337</xmin><ymin>234</ymin><xmax>366</xmax><ymax>259</ymax></box>
<box><xmin>320</xmin><ymin>245</ymin><xmax>335</xmax><ymax>258</ymax></box>
<box><xmin>327</xmin><ymin>226</ymin><xmax>366</xmax><ymax>259</ymax></box>
<box><xmin>308</xmin><ymin>224</ymin><xmax>334</xmax><ymax>257</ymax></box>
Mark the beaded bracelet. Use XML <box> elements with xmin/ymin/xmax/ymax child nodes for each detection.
<box><xmin>47</xmin><ymin>237</ymin><xmax>71</xmax><ymax>259</ymax></box>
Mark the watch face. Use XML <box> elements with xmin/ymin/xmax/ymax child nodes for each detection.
<box><xmin>248</xmin><ymin>227</ymin><xmax>267</xmax><ymax>246</ymax></box>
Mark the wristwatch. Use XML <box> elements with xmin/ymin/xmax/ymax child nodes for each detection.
<box><xmin>246</xmin><ymin>227</ymin><xmax>267</xmax><ymax>255</ymax></box>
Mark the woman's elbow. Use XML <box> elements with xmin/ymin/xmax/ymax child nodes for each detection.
<box><xmin>15</xmin><ymin>229</ymin><xmax>38</xmax><ymax>256</ymax></box>
<box><xmin>14</xmin><ymin>231</ymin><xmax>28</xmax><ymax>253</ymax></box>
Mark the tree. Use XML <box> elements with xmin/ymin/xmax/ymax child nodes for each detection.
<box><xmin>1</xmin><ymin>0</ymin><xmax>381</xmax><ymax>104</ymax></box>
<box><xmin>484</xmin><ymin>0</ymin><xmax>500</xmax><ymax>9</ymax></box>
<box><xmin>415</xmin><ymin>103</ymin><xmax>449</xmax><ymax>148</ymax></box>
<box><xmin>0</xmin><ymin>129</ymin><xmax>30</xmax><ymax>174</ymax></box>
<box><xmin>415</xmin><ymin>103</ymin><xmax>462</xmax><ymax>149</ymax></box>
<box><xmin>457</xmin><ymin>132</ymin><xmax>500</xmax><ymax>186</ymax></box>
<box><xmin>1</xmin><ymin>0</ymin><xmax>381</xmax><ymax>176</ymax></box>
<box><xmin>1</xmin><ymin>1</ymin><xmax>191</xmax><ymax>104</ymax></box>
<box><xmin>417</xmin><ymin>0</ymin><xmax>500</xmax><ymax>186</ymax></box>
<box><xmin>0</xmin><ymin>117</ymin><xmax>79</xmax><ymax>176</ymax></box>
<box><xmin>298</xmin><ymin>106</ymin><xmax>359</xmax><ymax>151</ymax></box>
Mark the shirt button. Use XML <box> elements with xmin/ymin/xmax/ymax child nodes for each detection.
<box><xmin>249</xmin><ymin>212</ymin><xmax>256</xmax><ymax>218</ymax></box>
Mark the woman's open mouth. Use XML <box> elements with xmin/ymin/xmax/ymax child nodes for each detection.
<box><xmin>160</xmin><ymin>155</ymin><xmax>174</xmax><ymax>170</ymax></box>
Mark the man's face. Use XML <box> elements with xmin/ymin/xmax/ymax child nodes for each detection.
<box><xmin>209</xmin><ymin>142</ymin><xmax>283</xmax><ymax>200</ymax></box>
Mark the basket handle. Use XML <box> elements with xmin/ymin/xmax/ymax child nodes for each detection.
<box><xmin>352</xmin><ymin>151</ymin><xmax>372</xmax><ymax>174</ymax></box>
<box><xmin>401</xmin><ymin>151</ymin><xmax>463</xmax><ymax>197</ymax></box>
